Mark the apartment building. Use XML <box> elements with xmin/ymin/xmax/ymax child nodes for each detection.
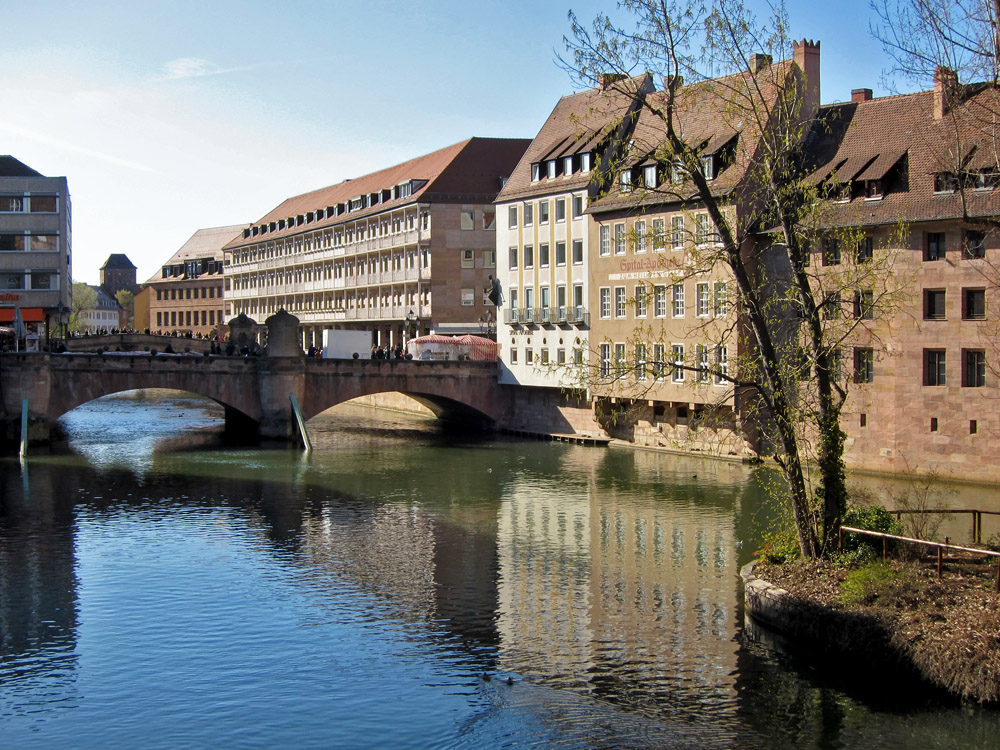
<box><xmin>495</xmin><ymin>75</ymin><xmax>653</xmax><ymax>392</ymax></box>
<box><xmin>145</xmin><ymin>225</ymin><xmax>244</xmax><ymax>336</ymax></box>
<box><xmin>223</xmin><ymin>138</ymin><xmax>529</xmax><ymax>350</ymax></box>
<box><xmin>802</xmin><ymin>69</ymin><xmax>1000</xmax><ymax>481</ymax></box>
<box><xmin>0</xmin><ymin>156</ymin><xmax>72</xmax><ymax>341</ymax></box>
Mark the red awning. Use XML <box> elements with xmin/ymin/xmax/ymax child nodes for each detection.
<box><xmin>0</xmin><ymin>308</ymin><xmax>45</xmax><ymax>322</ymax></box>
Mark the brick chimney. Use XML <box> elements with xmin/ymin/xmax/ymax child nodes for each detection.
<box><xmin>793</xmin><ymin>39</ymin><xmax>821</xmax><ymax>120</ymax></box>
<box><xmin>749</xmin><ymin>53</ymin><xmax>772</xmax><ymax>73</ymax></box>
<box><xmin>934</xmin><ymin>66</ymin><xmax>959</xmax><ymax>119</ymax></box>
<box><xmin>852</xmin><ymin>88</ymin><xmax>873</xmax><ymax>103</ymax></box>
<box><xmin>599</xmin><ymin>73</ymin><xmax>625</xmax><ymax>91</ymax></box>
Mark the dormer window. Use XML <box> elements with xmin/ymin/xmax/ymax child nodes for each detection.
<box><xmin>700</xmin><ymin>155</ymin><xmax>715</xmax><ymax>180</ymax></box>
<box><xmin>563</xmin><ymin>155</ymin><xmax>574</xmax><ymax>176</ymax></box>
<box><xmin>934</xmin><ymin>172</ymin><xmax>958</xmax><ymax>193</ymax></box>
<box><xmin>547</xmin><ymin>160</ymin><xmax>558</xmax><ymax>179</ymax></box>
<box><xmin>971</xmin><ymin>169</ymin><xmax>999</xmax><ymax>190</ymax></box>
<box><xmin>670</xmin><ymin>162</ymin><xmax>685</xmax><ymax>184</ymax></box>
<box><xmin>531</xmin><ymin>163</ymin><xmax>541</xmax><ymax>181</ymax></box>
<box><xmin>619</xmin><ymin>169</ymin><xmax>633</xmax><ymax>193</ymax></box>
<box><xmin>643</xmin><ymin>164</ymin><xmax>657</xmax><ymax>188</ymax></box>
<box><xmin>580</xmin><ymin>152</ymin><xmax>592</xmax><ymax>172</ymax></box>
<box><xmin>865</xmin><ymin>179</ymin><xmax>883</xmax><ymax>199</ymax></box>
<box><xmin>831</xmin><ymin>182</ymin><xmax>850</xmax><ymax>202</ymax></box>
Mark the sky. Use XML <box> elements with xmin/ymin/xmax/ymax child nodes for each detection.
<box><xmin>1</xmin><ymin>0</ymin><xmax>921</xmax><ymax>285</ymax></box>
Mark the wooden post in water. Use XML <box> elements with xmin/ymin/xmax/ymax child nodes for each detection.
<box><xmin>19</xmin><ymin>398</ymin><xmax>28</xmax><ymax>459</ymax></box>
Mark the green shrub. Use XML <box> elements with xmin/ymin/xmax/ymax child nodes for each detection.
<box><xmin>840</xmin><ymin>504</ymin><xmax>901</xmax><ymax>556</ymax></box>
<box><xmin>756</xmin><ymin>524</ymin><xmax>800</xmax><ymax>564</ymax></box>
<box><xmin>839</xmin><ymin>561</ymin><xmax>898</xmax><ymax>606</ymax></box>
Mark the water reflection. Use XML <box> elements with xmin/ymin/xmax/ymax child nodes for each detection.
<box><xmin>0</xmin><ymin>393</ymin><xmax>998</xmax><ymax>748</ymax></box>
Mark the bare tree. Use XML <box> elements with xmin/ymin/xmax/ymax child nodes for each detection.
<box><xmin>561</xmin><ymin>0</ymin><xmax>908</xmax><ymax>556</ymax></box>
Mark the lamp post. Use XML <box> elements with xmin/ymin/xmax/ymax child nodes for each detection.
<box><xmin>405</xmin><ymin>309</ymin><xmax>417</xmax><ymax>345</ymax></box>
<box><xmin>58</xmin><ymin>304</ymin><xmax>70</xmax><ymax>342</ymax></box>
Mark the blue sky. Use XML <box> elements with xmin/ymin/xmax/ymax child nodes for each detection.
<box><xmin>1</xmin><ymin>1</ymin><xmax>918</xmax><ymax>285</ymax></box>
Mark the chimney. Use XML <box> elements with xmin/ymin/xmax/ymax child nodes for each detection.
<box><xmin>664</xmin><ymin>74</ymin><xmax>684</xmax><ymax>93</ymax></box>
<box><xmin>599</xmin><ymin>73</ymin><xmax>625</xmax><ymax>91</ymax></box>
<box><xmin>851</xmin><ymin>88</ymin><xmax>873</xmax><ymax>103</ymax></box>
<box><xmin>934</xmin><ymin>66</ymin><xmax>959</xmax><ymax>119</ymax></box>
<box><xmin>749</xmin><ymin>53</ymin><xmax>772</xmax><ymax>73</ymax></box>
<box><xmin>793</xmin><ymin>39</ymin><xmax>821</xmax><ymax>120</ymax></box>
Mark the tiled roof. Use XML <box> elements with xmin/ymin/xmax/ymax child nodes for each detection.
<box><xmin>588</xmin><ymin>59</ymin><xmax>801</xmax><ymax>213</ymax></box>
<box><xmin>147</xmin><ymin>224</ymin><xmax>246</xmax><ymax>284</ymax></box>
<box><xmin>495</xmin><ymin>75</ymin><xmax>654</xmax><ymax>203</ymax></box>
<box><xmin>100</xmin><ymin>253</ymin><xmax>137</xmax><ymax>270</ymax></box>
<box><xmin>804</xmin><ymin>84</ymin><xmax>1000</xmax><ymax>227</ymax></box>
<box><xmin>225</xmin><ymin>137</ymin><xmax>529</xmax><ymax>250</ymax></box>
<box><xmin>0</xmin><ymin>156</ymin><xmax>43</xmax><ymax>177</ymax></box>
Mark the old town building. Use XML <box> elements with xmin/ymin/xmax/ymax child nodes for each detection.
<box><xmin>144</xmin><ymin>225</ymin><xmax>244</xmax><ymax>336</ymax></box>
<box><xmin>0</xmin><ymin>156</ymin><xmax>71</xmax><ymax>342</ymax></box>
<box><xmin>223</xmin><ymin>138</ymin><xmax>529</xmax><ymax>351</ymax></box>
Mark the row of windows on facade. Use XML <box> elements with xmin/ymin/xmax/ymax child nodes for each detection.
<box><xmin>529</xmin><ymin>152</ymin><xmax>593</xmax><ymax>182</ymax></box>
<box><xmin>507</xmin><ymin>284</ymin><xmax>586</xmax><ymax>316</ymax></box>
<box><xmin>923</xmin><ymin>287</ymin><xmax>987</xmax><ymax>320</ymax></box>
<box><xmin>819</xmin><ymin>230</ymin><xmax>988</xmax><ymax>266</ymax></box>
<box><xmin>598</xmin><ymin>216</ymin><xmax>722</xmax><ymax>256</ymax></box>
<box><xmin>843</xmin><ymin>347</ymin><xmax>986</xmax><ymax>388</ymax></box>
<box><xmin>243</xmin><ymin>180</ymin><xmax>426</xmax><ymax>238</ymax></box>
<box><xmin>160</xmin><ymin>259</ymin><xmax>222</xmax><ymax>279</ymax></box>
<box><xmin>154</xmin><ymin>286</ymin><xmax>223</xmax><ymax>301</ymax></box>
<box><xmin>0</xmin><ymin>234</ymin><xmax>59</xmax><ymax>252</ymax></box>
<box><xmin>932</xmin><ymin>169</ymin><xmax>1000</xmax><ymax>194</ymax></box>
<box><xmin>617</xmin><ymin>153</ymin><xmax>728</xmax><ymax>195</ymax></box>
<box><xmin>595</xmin><ymin>342</ymin><xmax>731</xmax><ymax>385</ymax></box>
<box><xmin>0</xmin><ymin>195</ymin><xmax>59</xmax><ymax>213</ymax></box>
<box><xmin>509</xmin><ymin>240</ymin><xmax>584</xmax><ymax>269</ymax></box>
<box><xmin>229</xmin><ymin>250</ymin><xmax>440</xmax><ymax>292</ymax></box>
<box><xmin>233</xmin><ymin>211</ymin><xmax>433</xmax><ymax>264</ymax></box>
<box><xmin>2</xmin><ymin>272</ymin><xmax>56</xmax><ymax>290</ymax></box>
<box><xmin>596</xmin><ymin>282</ymin><xmax>730</xmax><ymax>319</ymax></box>
<box><xmin>507</xmin><ymin>195</ymin><xmax>587</xmax><ymax>229</ymax></box>
<box><xmin>232</xmin><ymin>288</ymin><xmax>431</xmax><ymax>313</ymax></box>
<box><xmin>155</xmin><ymin>309</ymin><xmax>223</xmax><ymax>328</ymax></box>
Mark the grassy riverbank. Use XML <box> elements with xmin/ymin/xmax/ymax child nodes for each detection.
<box><xmin>757</xmin><ymin>556</ymin><xmax>1000</xmax><ymax>703</ymax></box>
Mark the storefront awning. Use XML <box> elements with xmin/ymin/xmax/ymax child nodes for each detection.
<box><xmin>0</xmin><ymin>308</ymin><xmax>45</xmax><ymax>322</ymax></box>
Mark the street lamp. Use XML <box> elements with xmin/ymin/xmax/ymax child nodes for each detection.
<box><xmin>57</xmin><ymin>304</ymin><xmax>70</xmax><ymax>341</ymax></box>
<box><xmin>405</xmin><ymin>309</ymin><xmax>418</xmax><ymax>343</ymax></box>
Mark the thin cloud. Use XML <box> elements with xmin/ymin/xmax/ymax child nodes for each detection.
<box><xmin>155</xmin><ymin>57</ymin><xmax>266</xmax><ymax>81</ymax></box>
<box><xmin>0</xmin><ymin>121</ymin><xmax>161</xmax><ymax>175</ymax></box>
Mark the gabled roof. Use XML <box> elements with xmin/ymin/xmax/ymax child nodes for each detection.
<box><xmin>804</xmin><ymin>83</ymin><xmax>1000</xmax><ymax>226</ymax></box>
<box><xmin>100</xmin><ymin>254</ymin><xmax>137</xmax><ymax>271</ymax></box>
<box><xmin>495</xmin><ymin>75</ymin><xmax>654</xmax><ymax>203</ymax></box>
<box><xmin>0</xmin><ymin>156</ymin><xmax>43</xmax><ymax>177</ymax></box>
<box><xmin>225</xmin><ymin>137</ymin><xmax>529</xmax><ymax>250</ymax></box>
<box><xmin>147</xmin><ymin>225</ymin><xmax>246</xmax><ymax>284</ymax></box>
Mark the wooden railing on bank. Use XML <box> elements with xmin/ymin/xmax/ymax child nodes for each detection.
<box><xmin>839</xmin><ymin>525</ymin><xmax>1000</xmax><ymax>592</ymax></box>
<box><xmin>887</xmin><ymin>508</ymin><xmax>1000</xmax><ymax>545</ymax></box>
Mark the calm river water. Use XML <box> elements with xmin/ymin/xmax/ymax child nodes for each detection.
<box><xmin>1</xmin><ymin>391</ymin><xmax>998</xmax><ymax>749</ymax></box>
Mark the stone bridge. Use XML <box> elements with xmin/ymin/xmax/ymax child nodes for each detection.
<box><xmin>0</xmin><ymin>352</ymin><xmax>506</xmax><ymax>449</ymax></box>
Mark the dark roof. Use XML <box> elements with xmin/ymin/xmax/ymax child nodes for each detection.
<box><xmin>0</xmin><ymin>156</ymin><xmax>43</xmax><ymax>177</ymax></box>
<box><xmin>100</xmin><ymin>254</ymin><xmax>137</xmax><ymax>271</ymax></box>
<box><xmin>803</xmin><ymin>84</ymin><xmax>1000</xmax><ymax>227</ymax></box>
<box><xmin>496</xmin><ymin>75</ymin><xmax>654</xmax><ymax>203</ymax></box>
<box><xmin>225</xmin><ymin>137</ymin><xmax>530</xmax><ymax>250</ymax></box>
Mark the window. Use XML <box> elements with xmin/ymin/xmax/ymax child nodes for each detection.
<box><xmin>599</xmin><ymin>343</ymin><xmax>611</xmax><ymax>377</ymax></box>
<box><xmin>461</xmin><ymin>249</ymin><xmax>475</xmax><ymax>268</ymax></box>
<box><xmin>572</xmin><ymin>240</ymin><xmax>583</xmax><ymax>264</ymax></box>
<box><xmin>510</xmin><ymin>349</ymin><xmax>518</xmax><ymax>365</ymax></box>
<box><xmin>824</xmin><ymin>238</ymin><xmax>841</xmax><ymax>266</ymax></box>
<box><xmin>600</xmin><ymin>225</ymin><xmax>610</xmax><ymax>256</ymax></box>
<box><xmin>701</xmin><ymin>154</ymin><xmax>715</xmax><ymax>180</ymax></box>
<box><xmin>540</xmin><ymin>286</ymin><xmax>550</xmax><ymax>312</ymax></box>
<box><xmin>963</xmin><ymin>288</ymin><xmax>986</xmax><ymax>319</ymax></box>
<box><xmin>925</xmin><ymin>232</ymin><xmax>946</xmax><ymax>261</ymax></box>
<box><xmin>653</xmin><ymin>343</ymin><xmax>666</xmax><ymax>380</ymax></box>
<box><xmin>934</xmin><ymin>172</ymin><xmax>958</xmax><ymax>193</ymax></box>
<box><xmin>0</xmin><ymin>235</ymin><xmax>25</xmax><ymax>251</ymax></box>
<box><xmin>530</xmin><ymin>163</ymin><xmax>541</xmax><ymax>182</ymax></box>
<box><xmin>635</xmin><ymin>343</ymin><xmax>647</xmax><ymax>380</ymax></box>
<box><xmin>524</xmin><ymin>203</ymin><xmax>533</xmax><ymax>226</ymax></box>
<box><xmin>1</xmin><ymin>196</ymin><xmax>24</xmax><ymax>212</ymax></box>
<box><xmin>963</xmin><ymin>349</ymin><xmax>986</xmax><ymax>387</ymax></box>
<box><xmin>856</xmin><ymin>236</ymin><xmax>874</xmax><ymax>262</ymax></box>
<box><xmin>557</xmin><ymin>348</ymin><xmax>566</xmax><ymax>365</ymax></box>
<box><xmin>696</xmin><ymin>282</ymin><xmax>710</xmax><ymax>317</ymax></box>
<box><xmin>30</xmin><ymin>196</ymin><xmax>56</xmax><ymax>212</ymax></box>
<box><xmin>672</xmin><ymin>283</ymin><xmax>685</xmax><ymax>317</ymax></box>
<box><xmin>600</xmin><ymin>287</ymin><xmax>611</xmax><ymax>318</ymax></box>
<box><xmin>619</xmin><ymin>170</ymin><xmax>632</xmax><ymax>193</ymax></box>
<box><xmin>483</xmin><ymin>210</ymin><xmax>496</xmax><ymax>230</ymax></box>
<box><xmin>525</xmin><ymin>348</ymin><xmax>533</xmax><ymax>364</ymax></box>
<box><xmin>615</xmin><ymin>286</ymin><xmax>627</xmax><ymax>318</ymax></box>
<box><xmin>644</xmin><ymin>164</ymin><xmax>657</xmax><ymax>188</ymax></box>
<box><xmin>484</xmin><ymin>248</ymin><xmax>496</xmax><ymax>268</ymax></box>
<box><xmin>460</xmin><ymin>211</ymin><xmax>475</xmax><ymax>230</ymax></box>
<box><xmin>635</xmin><ymin>284</ymin><xmax>647</xmax><ymax>317</ymax></box>
<box><xmin>508</xmin><ymin>206</ymin><xmax>518</xmax><ymax>229</ymax></box>
<box><xmin>615</xmin><ymin>344</ymin><xmax>627</xmax><ymax>376</ymax></box>
<box><xmin>654</xmin><ymin>285</ymin><xmax>667</xmax><ymax>318</ymax></box>
<box><xmin>671</xmin><ymin>216</ymin><xmax>684</xmax><ymax>250</ymax></box>
<box><xmin>634</xmin><ymin>220</ymin><xmax>646</xmax><ymax>253</ymax></box>
<box><xmin>539</xmin><ymin>201</ymin><xmax>549</xmax><ymax>224</ymax></box>
<box><xmin>964</xmin><ymin>230</ymin><xmax>986</xmax><ymax>258</ymax></box>
<box><xmin>924</xmin><ymin>349</ymin><xmax>947</xmax><ymax>386</ymax></box>
<box><xmin>556</xmin><ymin>241</ymin><xmax>566</xmax><ymax>266</ymax></box>
<box><xmin>652</xmin><ymin>218</ymin><xmax>665</xmax><ymax>251</ymax></box>
<box><xmin>539</xmin><ymin>243</ymin><xmax>549</xmax><ymax>267</ymax></box>
<box><xmin>572</xmin><ymin>195</ymin><xmax>585</xmax><ymax>218</ymax></box>
<box><xmin>524</xmin><ymin>245</ymin><xmax>534</xmax><ymax>268</ymax></box>
<box><xmin>924</xmin><ymin>289</ymin><xmax>946</xmax><ymax>319</ymax></box>
<box><xmin>614</xmin><ymin>223</ymin><xmax>626</xmax><ymax>254</ymax></box>
<box><xmin>854</xmin><ymin>348</ymin><xmax>874</xmax><ymax>383</ymax></box>
<box><xmin>547</xmin><ymin>160</ymin><xmax>558</xmax><ymax>179</ymax></box>
<box><xmin>854</xmin><ymin>290</ymin><xmax>874</xmax><ymax>319</ymax></box>
<box><xmin>509</xmin><ymin>246</ymin><xmax>518</xmax><ymax>269</ymax></box>
<box><xmin>564</xmin><ymin>156</ymin><xmax>574</xmax><ymax>176</ymax></box>
<box><xmin>714</xmin><ymin>281</ymin><xmax>728</xmax><ymax>316</ymax></box>
<box><xmin>824</xmin><ymin>292</ymin><xmax>842</xmax><ymax>319</ymax></box>
<box><xmin>670</xmin><ymin>162</ymin><xmax>685</xmax><ymax>184</ymax></box>
<box><xmin>696</xmin><ymin>345</ymin><xmax>710</xmax><ymax>383</ymax></box>
<box><xmin>715</xmin><ymin>345</ymin><xmax>729</xmax><ymax>384</ymax></box>
<box><xmin>671</xmin><ymin>344</ymin><xmax>685</xmax><ymax>382</ymax></box>
<box><xmin>695</xmin><ymin>213</ymin><xmax>710</xmax><ymax>245</ymax></box>
<box><xmin>555</xmin><ymin>199</ymin><xmax>566</xmax><ymax>222</ymax></box>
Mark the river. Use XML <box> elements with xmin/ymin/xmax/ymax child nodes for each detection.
<box><xmin>1</xmin><ymin>391</ymin><xmax>998</xmax><ymax>748</ymax></box>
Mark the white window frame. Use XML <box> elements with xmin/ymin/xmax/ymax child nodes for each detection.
<box><xmin>672</xmin><ymin>283</ymin><xmax>685</xmax><ymax>318</ymax></box>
